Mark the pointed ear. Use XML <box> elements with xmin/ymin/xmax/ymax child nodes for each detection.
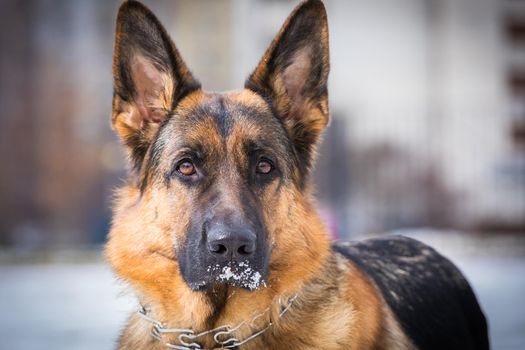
<box><xmin>112</xmin><ymin>0</ymin><xmax>200</xmax><ymax>168</ymax></box>
<box><xmin>245</xmin><ymin>0</ymin><xmax>330</xmax><ymax>174</ymax></box>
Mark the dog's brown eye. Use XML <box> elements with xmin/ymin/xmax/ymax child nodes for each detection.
<box><xmin>256</xmin><ymin>159</ymin><xmax>273</xmax><ymax>174</ymax></box>
<box><xmin>177</xmin><ymin>160</ymin><xmax>195</xmax><ymax>176</ymax></box>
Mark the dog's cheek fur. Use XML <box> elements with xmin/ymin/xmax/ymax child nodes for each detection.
<box><xmin>261</xmin><ymin>181</ymin><xmax>331</xmax><ymax>295</ymax></box>
<box><xmin>105</xmin><ymin>184</ymin><xmax>216</xmax><ymax>328</ymax></box>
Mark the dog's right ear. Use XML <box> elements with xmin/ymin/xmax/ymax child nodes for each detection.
<box><xmin>112</xmin><ymin>0</ymin><xmax>200</xmax><ymax>168</ymax></box>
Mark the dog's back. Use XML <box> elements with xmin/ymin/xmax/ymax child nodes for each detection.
<box><xmin>334</xmin><ymin>236</ymin><xmax>489</xmax><ymax>350</ymax></box>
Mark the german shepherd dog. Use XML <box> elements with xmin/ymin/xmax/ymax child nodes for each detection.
<box><xmin>106</xmin><ymin>1</ymin><xmax>489</xmax><ymax>349</ymax></box>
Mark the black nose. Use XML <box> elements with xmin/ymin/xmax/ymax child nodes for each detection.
<box><xmin>206</xmin><ymin>225</ymin><xmax>256</xmax><ymax>260</ymax></box>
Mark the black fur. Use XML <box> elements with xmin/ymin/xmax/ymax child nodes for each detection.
<box><xmin>333</xmin><ymin>236</ymin><xmax>489</xmax><ymax>350</ymax></box>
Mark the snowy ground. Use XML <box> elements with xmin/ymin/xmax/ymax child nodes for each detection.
<box><xmin>0</xmin><ymin>234</ymin><xmax>524</xmax><ymax>350</ymax></box>
<box><xmin>0</xmin><ymin>263</ymin><xmax>135</xmax><ymax>350</ymax></box>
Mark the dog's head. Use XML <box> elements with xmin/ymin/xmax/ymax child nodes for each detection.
<box><xmin>107</xmin><ymin>0</ymin><xmax>330</xmax><ymax>302</ymax></box>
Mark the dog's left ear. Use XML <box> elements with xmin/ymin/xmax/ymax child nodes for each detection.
<box><xmin>245</xmin><ymin>0</ymin><xmax>329</xmax><ymax>175</ymax></box>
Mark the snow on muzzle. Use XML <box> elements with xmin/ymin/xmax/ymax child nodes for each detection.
<box><xmin>206</xmin><ymin>260</ymin><xmax>267</xmax><ymax>290</ymax></box>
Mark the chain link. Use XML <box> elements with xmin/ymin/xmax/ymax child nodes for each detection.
<box><xmin>138</xmin><ymin>294</ymin><xmax>298</xmax><ymax>350</ymax></box>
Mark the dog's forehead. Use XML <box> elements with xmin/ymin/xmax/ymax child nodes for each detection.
<box><xmin>161</xmin><ymin>90</ymin><xmax>288</xmax><ymax>154</ymax></box>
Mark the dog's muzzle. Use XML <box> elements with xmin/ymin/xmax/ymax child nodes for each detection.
<box><xmin>178</xmin><ymin>216</ymin><xmax>269</xmax><ymax>291</ymax></box>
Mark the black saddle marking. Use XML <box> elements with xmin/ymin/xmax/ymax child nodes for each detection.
<box><xmin>333</xmin><ymin>235</ymin><xmax>489</xmax><ymax>350</ymax></box>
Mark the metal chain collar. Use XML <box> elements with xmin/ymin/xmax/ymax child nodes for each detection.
<box><xmin>138</xmin><ymin>294</ymin><xmax>298</xmax><ymax>350</ymax></box>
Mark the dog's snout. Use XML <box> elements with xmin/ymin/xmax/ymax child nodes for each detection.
<box><xmin>207</xmin><ymin>226</ymin><xmax>256</xmax><ymax>260</ymax></box>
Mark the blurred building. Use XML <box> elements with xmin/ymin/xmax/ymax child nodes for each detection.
<box><xmin>0</xmin><ymin>0</ymin><xmax>523</xmax><ymax>246</ymax></box>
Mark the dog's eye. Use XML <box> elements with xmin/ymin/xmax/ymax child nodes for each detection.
<box><xmin>256</xmin><ymin>158</ymin><xmax>274</xmax><ymax>174</ymax></box>
<box><xmin>176</xmin><ymin>159</ymin><xmax>196</xmax><ymax>176</ymax></box>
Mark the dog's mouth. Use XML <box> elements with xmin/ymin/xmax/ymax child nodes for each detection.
<box><xmin>187</xmin><ymin>260</ymin><xmax>268</xmax><ymax>291</ymax></box>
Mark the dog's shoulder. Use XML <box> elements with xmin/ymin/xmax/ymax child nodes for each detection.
<box><xmin>333</xmin><ymin>235</ymin><xmax>489</xmax><ymax>350</ymax></box>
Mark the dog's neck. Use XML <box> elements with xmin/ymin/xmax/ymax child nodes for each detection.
<box><xmin>137</xmin><ymin>291</ymin><xmax>300</xmax><ymax>349</ymax></box>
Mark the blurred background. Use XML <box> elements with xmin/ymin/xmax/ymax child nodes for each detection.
<box><xmin>0</xmin><ymin>0</ymin><xmax>524</xmax><ymax>349</ymax></box>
